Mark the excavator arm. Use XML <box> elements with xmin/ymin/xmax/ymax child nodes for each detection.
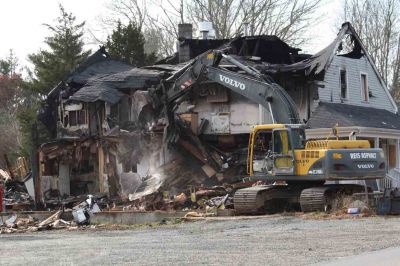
<box><xmin>164</xmin><ymin>50</ymin><xmax>300</xmax><ymax>124</ymax></box>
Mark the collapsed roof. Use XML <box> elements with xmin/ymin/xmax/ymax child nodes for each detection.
<box><xmin>255</xmin><ymin>22</ymin><xmax>369</xmax><ymax>77</ymax></box>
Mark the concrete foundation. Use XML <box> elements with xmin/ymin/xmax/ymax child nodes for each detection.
<box><xmin>90</xmin><ymin>211</ymin><xmax>188</xmax><ymax>225</ymax></box>
<box><xmin>1</xmin><ymin>211</ymin><xmax>55</xmax><ymax>222</ymax></box>
<box><xmin>1</xmin><ymin>210</ymin><xmax>190</xmax><ymax>226</ymax></box>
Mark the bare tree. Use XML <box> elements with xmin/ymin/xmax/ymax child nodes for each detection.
<box><xmin>106</xmin><ymin>0</ymin><xmax>147</xmax><ymax>31</ymax></box>
<box><xmin>342</xmin><ymin>0</ymin><xmax>400</xmax><ymax>86</ymax></box>
<box><xmin>240</xmin><ymin>0</ymin><xmax>322</xmax><ymax>46</ymax></box>
<box><xmin>99</xmin><ymin>0</ymin><xmax>323</xmax><ymax>57</ymax></box>
<box><xmin>391</xmin><ymin>34</ymin><xmax>400</xmax><ymax>101</ymax></box>
<box><xmin>186</xmin><ymin>0</ymin><xmax>245</xmax><ymax>38</ymax></box>
<box><xmin>145</xmin><ymin>0</ymin><xmax>187</xmax><ymax>56</ymax></box>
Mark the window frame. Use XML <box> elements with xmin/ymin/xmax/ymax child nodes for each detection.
<box><xmin>360</xmin><ymin>72</ymin><xmax>369</xmax><ymax>102</ymax></box>
<box><xmin>339</xmin><ymin>68</ymin><xmax>348</xmax><ymax>100</ymax></box>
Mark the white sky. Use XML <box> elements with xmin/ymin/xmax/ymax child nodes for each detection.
<box><xmin>0</xmin><ymin>0</ymin><xmax>343</xmax><ymax>69</ymax></box>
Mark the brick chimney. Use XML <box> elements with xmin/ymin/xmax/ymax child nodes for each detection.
<box><xmin>178</xmin><ymin>23</ymin><xmax>193</xmax><ymax>63</ymax></box>
<box><xmin>178</xmin><ymin>23</ymin><xmax>193</xmax><ymax>40</ymax></box>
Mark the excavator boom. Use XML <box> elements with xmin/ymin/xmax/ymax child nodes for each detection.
<box><xmin>164</xmin><ymin>50</ymin><xmax>300</xmax><ymax>124</ymax></box>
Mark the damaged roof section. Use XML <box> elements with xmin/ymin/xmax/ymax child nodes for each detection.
<box><xmin>228</xmin><ymin>35</ymin><xmax>304</xmax><ymax>64</ymax></box>
<box><xmin>86</xmin><ymin>67</ymin><xmax>169</xmax><ymax>90</ymax></box>
<box><xmin>69</xmin><ymin>83</ymin><xmax>123</xmax><ymax>104</ymax></box>
<box><xmin>68</xmin><ymin>47</ymin><xmax>134</xmax><ymax>85</ymax></box>
<box><xmin>255</xmin><ymin>22</ymin><xmax>366</xmax><ymax>77</ymax></box>
<box><xmin>67</xmin><ymin>66</ymin><xmax>177</xmax><ymax>106</ymax></box>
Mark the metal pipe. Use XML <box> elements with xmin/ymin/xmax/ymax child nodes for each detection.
<box><xmin>221</xmin><ymin>54</ymin><xmax>261</xmax><ymax>78</ymax></box>
<box><xmin>243</xmin><ymin>22</ymin><xmax>249</xmax><ymax>36</ymax></box>
<box><xmin>268</xmin><ymin>102</ymin><xmax>276</xmax><ymax>124</ymax></box>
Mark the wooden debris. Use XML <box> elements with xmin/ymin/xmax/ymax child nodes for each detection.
<box><xmin>38</xmin><ymin>210</ymin><xmax>62</xmax><ymax>227</ymax></box>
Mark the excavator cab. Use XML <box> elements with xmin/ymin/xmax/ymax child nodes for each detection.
<box><xmin>248</xmin><ymin>125</ymin><xmax>305</xmax><ymax>177</ymax></box>
<box><xmin>272</xmin><ymin>128</ymin><xmax>295</xmax><ymax>175</ymax></box>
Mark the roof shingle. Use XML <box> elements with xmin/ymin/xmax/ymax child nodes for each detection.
<box><xmin>307</xmin><ymin>102</ymin><xmax>400</xmax><ymax>130</ymax></box>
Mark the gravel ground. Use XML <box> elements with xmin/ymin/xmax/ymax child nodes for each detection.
<box><xmin>1</xmin><ymin>215</ymin><xmax>400</xmax><ymax>265</ymax></box>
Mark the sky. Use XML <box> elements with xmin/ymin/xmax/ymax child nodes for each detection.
<box><xmin>0</xmin><ymin>0</ymin><xmax>343</xmax><ymax>70</ymax></box>
<box><xmin>0</xmin><ymin>0</ymin><xmax>109</xmax><ymax>68</ymax></box>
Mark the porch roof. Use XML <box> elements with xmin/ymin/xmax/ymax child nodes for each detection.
<box><xmin>307</xmin><ymin>102</ymin><xmax>400</xmax><ymax>130</ymax></box>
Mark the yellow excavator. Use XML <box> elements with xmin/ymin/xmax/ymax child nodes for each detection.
<box><xmin>158</xmin><ymin>49</ymin><xmax>386</xmax><ymax>213</ymax></box>
<box><xmin>234</xmin><ymin>124</ymin><xmax>386</xmax><ymax>213</ymax></box>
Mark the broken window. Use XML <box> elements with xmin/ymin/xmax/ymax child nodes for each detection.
<box><xmin>361</xmin><ymin>73</ymin><xmax>368</xmax><ymax>101</ymax></box>
<box><xmin>340</xmin><ymin>69</ymin><xmax>347</xmax><ymax>99</ymax></box>
<box><xmin>63</xmin><ymin>103</ymin><xmax>88</xmax><ymax>128</ymax></box>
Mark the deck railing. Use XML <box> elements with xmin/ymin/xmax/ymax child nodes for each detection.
<box><xmin>380</xmin><ymin>168</ymin><xmax>400</xmax><ymax>189</ymax></box>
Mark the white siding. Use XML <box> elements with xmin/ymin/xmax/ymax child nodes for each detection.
<box><xmin>193</xmin><ymin>92</ymin><xmax>272</xmax><ymax>134</ymax></box>
<box><xmin>319</xmin><ymin>55</ymin><xmax>396</xmax><ymax>112</ymax></box>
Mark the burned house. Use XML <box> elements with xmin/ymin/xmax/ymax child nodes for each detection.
<box><xmin>36</xmin><ymin>22</ymin><xmax>400</xmax><ymax>205</ymax></box>
<box><xmin>38</xmin><ymin>48</ymin><xmax>172</xmax><ymax>201</ymax></box>
<box><xmin>173</xmin><ymin>22</ymin><xmax>400</xmax><ymax>190</ymax></box>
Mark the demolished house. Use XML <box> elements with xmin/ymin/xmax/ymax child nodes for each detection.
<box><xmin>35</xmin><ymin>22</ymin><xmax>400</xmax><ymax>209</ymax></box>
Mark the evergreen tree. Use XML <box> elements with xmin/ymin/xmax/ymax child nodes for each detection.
<box><xmin>18</xmin><ymin>5</ymin><xmax>90</xmax><ymax>157</ymax></box>
<box><xmin>0</xmin><ymin>50</ymin><xmax>23</xmax><ymax>167</ymax></box>
<box><xmin>28</xmin><ymin>4</ymin><xmax>90</xmax><ymax>95</ymax></box>
<box><xmin>0</xmin><ymin>49</ymin><xmax>18</xmax><ymax>76</ymax></box>
<box><xmin>106</xmin><ymin>21</ymin><xmax>157</xmax><ymax>67</ymax></box>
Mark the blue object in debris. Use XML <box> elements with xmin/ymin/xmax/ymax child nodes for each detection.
<box><xmin>347</xmin><ymin>208</ymin><xmax>360</xmax><ymax>214</ymax></box>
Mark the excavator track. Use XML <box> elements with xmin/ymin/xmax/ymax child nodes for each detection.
<box><xmin>234</xmin><ymin>185</ymin><xmax>303</xmax><ymax>214</ymax></box>
<box><xmin>235</xmin><ymin>184</ymin><xmax>368</xmax><ymax>214</ymax></box>
<box><xmin>234</xmin><ymin>185</ymin><xmax>273</xmax><ymax>214</ymax></box>
<box><xmin>299</xmin><ymin>187</ymin><xmax>331</xmax><ymax>212</ymax></box>
<box><xmin>299</xmin><ymin>184</ymin><xmax>366</xmax><ymax>212</ymax></box>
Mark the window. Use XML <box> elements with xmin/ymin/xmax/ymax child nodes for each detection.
<box><xmin>68</xmin><ymin>110</ymin><xmax>87</xmax><ymax>127</ymax></box>
<box><xmin>291</xmin><ymin>128</ymin><xmax>306</xmax><ymax>149</ymax></box>
<box><xmin>252</xmin><ymin>131</ymin><xmax>273</xmax><ymax>174</ymax></box>
<box><xmin>361</xmin><ymin>73</ymin><xmax>368</xmax><ymax>101</ymax></box>
<box><xmin>340</xmin><ymin>69</ymin><xmax>347</xmax><ymax>99</ymax></box>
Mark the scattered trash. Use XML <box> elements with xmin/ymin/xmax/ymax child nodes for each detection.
<box><xmin>5</xmin><ymin>214</ymin><xmax>17</xmax><ymax>227</ymax></box>
<box><xmin>0</xmin><ymin>210</ymin><xmax>76</xmax><ymax>234</ymax></box>
<box><xmin>174</xmin><ymin>193</ymin><xmax>187</xmax><ymax>205</ymax></box>
<box><xmin>184</xmin><ymin>211</ymin><xmax>204</xmax><ymax>218</ymax></box>
<box><xmin>205</xmin><ymin>194</ymin><xmax>232</xmax><ymax>209</ymax></box>
<box><xmin>72</xmin><ymin>195</ymin><xmax>101</xmax><ymax>225</ymax></box>
<box><xmin>0</xmin><ymin>169</ymin><xmax>11</xmax><ymax>181</ymax></box>
<box><xmin>348</xmin><ymin>200</ymin><xmax>369</xmax><ymax>213</ymax></box>
<box><xmin>347</xmin><ymin>208</ymin><xmax>360</xmax><ymax>214</ymax></box>
<box><xmin>0</xmin><ymin>179</ymin><xmax>33</xmax><ymax>211</ymax></box>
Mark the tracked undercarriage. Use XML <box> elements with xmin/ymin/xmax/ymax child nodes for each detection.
<box><xmin>234</xmin><ymin>183</ymin><xmax>368</xmax><ymax>214</ymax></box>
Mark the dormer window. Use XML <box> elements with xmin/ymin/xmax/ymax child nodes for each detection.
<box><xmin>340</xmin><ymin>69</ymin><xmax>347</xmax><ymax>99</ymax></box>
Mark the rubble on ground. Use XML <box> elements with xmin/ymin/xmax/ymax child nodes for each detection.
<box><xmin>0</xmin><ymin>169</ymin><xmax>11</xmax><ymax>181</ymax></box>
<box><xmin>0</xmin><ymin>211</ymin><xmax>77</xmax><ymax>234</ymax></box>
<box><xmin>1</xmin><ymin>179</ymin><xmax>34</xmax><ymax>210</ymax></box>
<box><xmin>72</xmin><ymin>195</ymin><xmax>101</xmax><ymax>224</ymax></box>
<box><xmin>0</xmin><ymin>195</ymin><xmax>102</xmax><ymax>234</ymax></box>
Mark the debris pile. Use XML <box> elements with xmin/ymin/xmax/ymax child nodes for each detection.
<box><xmin>72</xmin><ymin>195</ymin><xmax>101</xmax><ymax>224</ymax></box>
<box><xmin>122</xmin><ymin>183</ymin><xmax>235</xmax><ymax>215</ymax></box>
<box><xmin>0</xmin><ymin>211</ymin><xmax>76</xmax><ymax>234</ymax></box>
<box><xmin>0</xmin><ymin>195</ymin><xmax>101</xmax><ymax>234</ymax></box>
<box><xmin>2</xmin><ymin>179</ymin><xmax>34</xmax><ymax>210</ymax></box>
